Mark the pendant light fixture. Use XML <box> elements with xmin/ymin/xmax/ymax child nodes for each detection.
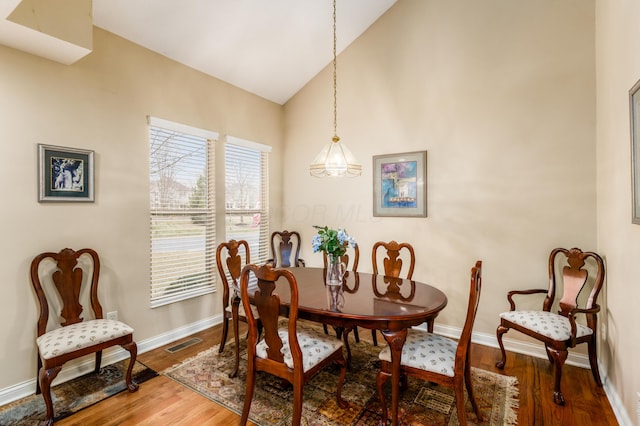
<box><xmin>309</xmin><ymin>0</ymin><xmax>362</xmax><ymax>178</ymax></box>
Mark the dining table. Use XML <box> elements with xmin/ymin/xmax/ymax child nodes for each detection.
<box><xmin>266</xmin><ymin>266</ymin><xmax>449</xmax><ymax>426</ymax></box>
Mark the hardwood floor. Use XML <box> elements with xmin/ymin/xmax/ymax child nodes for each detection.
<box><xmin>56</xmin><ymin>324</ymin><xmax>618</xmax><ymax>425</ymax></box>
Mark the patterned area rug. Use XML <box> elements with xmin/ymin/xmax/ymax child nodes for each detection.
<box><xmin>163</xmin><ymin>323</ymin><xmax>519</xmax><ymax>425</ymax></box>
<box><xmin>0</xmin><ymin>360</ymin><xmax>157</xmax><ymax>425</ymax></box>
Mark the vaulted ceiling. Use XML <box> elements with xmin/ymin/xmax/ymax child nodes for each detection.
<box><xmin>0</xmin><ymin>0</ymin><xmax>397</xmax><ymax>104</ymax></box>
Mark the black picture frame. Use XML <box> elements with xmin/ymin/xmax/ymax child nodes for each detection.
<box><xmin>38</xmin><ymin>144</ymin><xmax>94</xmax><ymax>202</ymax></box>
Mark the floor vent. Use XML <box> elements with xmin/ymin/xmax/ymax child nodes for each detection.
<box><xmin>165</xmin><ymin>337</ymin><xmax>203</xmax><ymax>353</ymax></box>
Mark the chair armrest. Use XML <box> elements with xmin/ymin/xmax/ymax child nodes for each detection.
<box><xmin>506</xmin><ymin>288</ymin><xmax>548</xmax><ymax>311</ymax></box>
<box><xmin>565</xmin><ymin>303</ymin><xmax>600</xmax><ymax>346</ymax></box>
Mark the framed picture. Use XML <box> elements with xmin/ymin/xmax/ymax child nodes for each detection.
<box><xmin>38</xmin><ymin>144</ymin><xmax>94</xmax><ymax>202</ymax></box>
<box><xmin>373</xmin><ymin>151</ymin><xmax>427</xmax><ymax>217</ymax></box>
<box><xmin>631</xmin><ymin>79</ymin><xmax>640</xmax><ymax>223</ymax></box>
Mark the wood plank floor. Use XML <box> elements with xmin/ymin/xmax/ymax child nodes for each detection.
<box><xmin>56</xmin><ymin>324</ymin><xmax>619</xmax><ymax>425</ymax></box>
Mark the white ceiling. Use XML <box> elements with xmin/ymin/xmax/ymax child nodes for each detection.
<box><xmin>92</xmin><ymin>0</ymin><xmax>397</xmax><ymax>105</ymax></box>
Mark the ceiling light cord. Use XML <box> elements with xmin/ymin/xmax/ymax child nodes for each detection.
<box><xmin>333</xmin><ymin>0</ymin><xmax>338</xmax><ymax>141</ymax></box>
<box><xmin>308</xmin><ymin>0</ymin><xmax>362</xmax><ymax>178</ymax></box>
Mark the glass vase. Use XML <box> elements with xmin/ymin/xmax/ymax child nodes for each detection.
<box><xmin>326</xmin><ymin>254</ymin><xmax>346</xmax><ymax>286</ymax></box>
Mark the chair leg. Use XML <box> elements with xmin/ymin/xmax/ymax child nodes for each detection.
<box><xmin>122</xmin><ymin>341</ymin><xmax>140</xmax><ymax>392</ymax></box>
<box><xmin>548</xmin><ymin>348</ymin><xmax>568</xmax><ymax>405</ymax></box>
<box><xmin>335</xmin><ymin>355</ymin><xmax>349</xmax><ymax>409</ymax></box>
<box><xmin>342</xmin><ymin>328</ymin><xmax>353</xmax><ymax>368</ymax></box>
<box><xmin>239</xmin><ymin>360</ymin><xmax>256</xmax><ymax>426</ymax></box>
<box><xmin>587</xmin><ymin>338</ymin><xmax>603</xmax><ymax>387</ymax></box>
<box><xmin>230</xmin><ymin>313</ymin><xmax>240</xmax><ymax>378</ymax></box>
<box><xmin>371</xmin><ymin>329</ymin><xmax>378</xmax><ymax>346</ymax></box>
<box><xmin>94</xmin><ymin>350</ymin><xmax>103</xmax><ymax>374</ymax></box>
<box><xmin>291</xmin><ymin>378</ymin><xmax>304</xmax><ymax>426</ymax></box>
<box><xmin>35</xmin><ymin>356</ymin><xmax>42</xmax><ymax>394</ymax></box>
<box><xmin>218</xmin><ymin>317</ymin><xmax>229</xmax><ymax>353</ymax></box>
<box><xmin>495</xmin><ymin>324</ymin><xmax>509</xmax><ymax>369</ymax></box>
<box><xmin>453</xmin><ymin>376</ymin><xmax>468</xmax><ymax>426</ymax></box>
<box><xmin>40</xmin><ymin>365</ymin><xmax>62</xmax><ymax>426</ymax></box>
<box><xmin>464</xmin><ymin>358</ymin><xmax>482</xmax><ymax>421</ymax></box>
<box><xmin>376</xmin><ymin>369</ymin><xmax>391</xmax><ymax>426</ymax></box>
<box><xmin>353</xmin><ymin>326</ymin><xmax>360</xmax><ymax>343</ymax></box>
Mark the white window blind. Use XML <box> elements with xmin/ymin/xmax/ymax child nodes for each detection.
<box><xmin>225</xmin><ymin>137</ymin><xmax>270</xmax><ymax>265</ymax></box>
<box><xmin>149</xmin><ymin>118</ymin><xmax>217</xmax><ymax>307</ymax></box>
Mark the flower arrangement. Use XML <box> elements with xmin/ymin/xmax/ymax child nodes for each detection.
<box><xmin>311</xmin><ymin>225</ymin><xmax>357</xmax><ymax>260</ymax></box>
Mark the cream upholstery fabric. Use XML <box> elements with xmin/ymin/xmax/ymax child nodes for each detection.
<box><xmin>36</xmin><ymin>319</ymin><xmax>133</xmax><ymax>360</ymax></box>
<box><xmin>256</xmin><ymin>327</ymin><xmax>343</xmax><ymax>372</ymax></box>
<box><xmin>499</xmin><ymin>310</ymin><xmax>592</xmax><ymax>341</ymax></box>
<box><xmin>379</xmin><ymin>330</ymin><xmax>457</xmax><ymax>377</ymax></box>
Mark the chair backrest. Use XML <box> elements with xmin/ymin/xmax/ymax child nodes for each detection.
<box><xmin>323</xmin><ymin>243</ymin><xmax>360</xmax><ymax>272</ymax></box>
<box><xmin>372</xmin><ymin>240</ymin><xmax>415</xmax><ymax>279</ymax></box>
<box><xmin>30</xmin><ymin>248</ymin><xmax>102</xmax><ymax>337</ymax></box>
<box><xmin>269</xmin><ymin>230</ymin><xmax>303</xmax><ymax>267</ymax></box>
<box><xmin>216</xmin><ymin>239</ymin><xmax>250</xmax><ymax>306</ymax></box>
<box><xmin>545</xmin><ymin>247</ymin><xmax>605</xmax><ymax>323</ymax></box>
<box><xmin>240</xmin><ymin>263</ymin><xmax>301</xmax><ymax>370</ymax></box>
<box><xmin>454</xmin><ymin>260</ymin><xmax>483</xmax><ymax>370</ymax></box>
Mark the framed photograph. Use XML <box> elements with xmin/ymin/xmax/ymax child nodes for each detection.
<box><xmin>631</xmin><ymin>79</ymin><xmax>640</xmax><ymax>223</ymax></box>
<box><xmin>38</xmin><ymin>144</ymin><xmax>94</xmax><ymax>202</ymax></box>
<box><xmin>373</xmin><ymin>151</ymin><xmax>427</xmax><ymax>217</ymax></box>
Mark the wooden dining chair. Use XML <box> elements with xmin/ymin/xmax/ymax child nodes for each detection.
<box><xmin>267</xmin><ymin>230</ymin><xmax>306</xmax><ymax>267</ymax></box>
<box><xmin>30</xmin><ymin>248</ymin><xmax>139</xmax><ymax>426</ymax></box>
<box><xmin>239</xmin><ymin>263</ymin><xmax>348</xmax><ymax>426</ymax></box>
<box><xmin>376</xmin><ymin>260</ymin><xmax>483</xmax><ymax>426</ymax></box>
<box><xmin>496</xmin><ymin>247</ymin><xmax>605</xmax><ymax>405</ymax></box>
<box><xmin>369</xmin><ymin>240</ymin><xmax>416</xmax><ymax>345</ymax></box>
<box><xmin>215</xmin><ymin>239</ymin><xmax>262</xmax><ymax>378</ymax></box>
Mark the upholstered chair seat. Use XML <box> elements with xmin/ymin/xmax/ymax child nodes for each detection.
<box><xmin>37</xmin><ymin>319</ymin><xmax>134</xmax><ymax>360</ymax></box>
<box><xmin>378</xmin><ymin>331</ymin><xmax>457</xmax><ymax>377</ymax></box>
<box><xmin>257</xmin><ymin>328</ymin><xmax>344</xmax><ymax>372</ymax></box>
<box><xmin>499</xmin><ymin>310</ymin><xmax>593</xmax><ymax>341</ymax></box>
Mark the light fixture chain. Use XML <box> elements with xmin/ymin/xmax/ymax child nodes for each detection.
<box><xmin>333</xmin><ymin>0</ymin><xmax>338</xmax><ymax>139</ymax></box>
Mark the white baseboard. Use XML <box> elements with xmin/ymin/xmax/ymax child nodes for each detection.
<box><xmin>0</xmin><ymin>314</ymin><xmax>222</xmax><ymax>407</ymax></box>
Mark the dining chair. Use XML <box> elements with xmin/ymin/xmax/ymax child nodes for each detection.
<box><xmin>215</xmin><ymin>239</ymin><xmax>261</xmax><ymax>378</ymax></box>
<box><xmin>496</xmin><ymin>247</ymin><xmax>605</xmax><ymax>405</ymax></box>
<box><xmin>369</xmin><ymin>240</ymin><xmax>416</xmax><ymax>345</ymax></box>
<box><xmin>239</xmin><ymin>263</ymin><xmax>348</xmax><ymax>426</ymax></box>
<box><xmin>267</xmin><ymin>230</ymin><xmax>306</xmax><ymax>267</ymax></box>
<box><xmin>376</xmin><ymin>260</ymin><xmax>483</xmax><ymax>426</ymax></box>
<box><xmin>30</xmin><ymin>248</ymin><xmax>139</xmax><ymax>426</ymax></box>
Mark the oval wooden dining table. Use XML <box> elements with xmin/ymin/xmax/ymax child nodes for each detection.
<box><xmin>265</xmin><ymin>267</ymin><xmax>449</xmax><ymax>426</ymax></box>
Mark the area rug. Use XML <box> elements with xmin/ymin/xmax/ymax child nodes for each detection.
<box><xmin>163</xmin><ymin>323</ymin><xmax>519</xmax><ymax>426</ymax></box>
<box><xmin>0</xmin><ymin>360</ymin><xmax>157</xmax><ymax>425</ymax></box>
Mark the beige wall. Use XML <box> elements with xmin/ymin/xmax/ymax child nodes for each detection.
<box><xmin>285</xmin><ymin>0</ymin><xmax>596</xmax><ymax>336</ymax></box>
<box><xmin>596</xmin><ymin>0</ymin><xmax>640</xmax><ymax>423</ymax></box>
<box><xmin>0</xmin><ymin>28</ymin><xmax>284</xmax><ymax>388</ymax></box>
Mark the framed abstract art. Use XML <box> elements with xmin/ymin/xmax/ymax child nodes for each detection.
<box><xmin>373</xmin><ymin>151</ymin><xmax>426</xmax><ymax>217</ymax></box>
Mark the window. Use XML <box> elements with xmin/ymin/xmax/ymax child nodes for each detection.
<box><xmin>225</xmin><ymin>136</ymin><xmax>271</xmax><ymax>266</ymax></box>
<box><xmin>149</xmin><ymin>117</ymin><xmax>218</xmax><ymax>307</ymax></box>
